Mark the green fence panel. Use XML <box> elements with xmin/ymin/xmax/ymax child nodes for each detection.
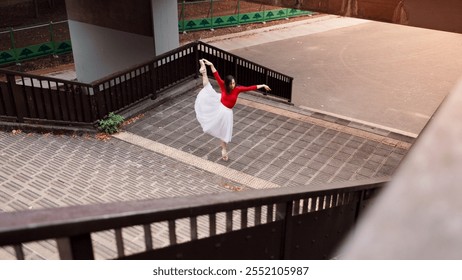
<box><xmin>179</xmin><ymin>9</ymin><xmax>314</xmax><ymax>32</ymax></box>
<box><xmin>0</xmin><ymin>50</ymin><xmax>16</xmax><ymax>64</ymax></box>
<box><xmin>0</xmin><ymin>40</ymin><xmax>72</xmax><ymax>65</ymax></box>
<box><xmin>54</xmin><ymin>40</ymin><xmax>72</xmax><ymax>54</ymax></box>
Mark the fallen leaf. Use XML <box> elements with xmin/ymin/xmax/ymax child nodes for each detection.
<box><xmin>95</xmin><ymin>133</ymin><xmax>111</xmax><ymax>142</ymax></box>
<box><xmin>223</xmin><ymin>183</ymin><xmax>243</xmax><ymax>192</ymax></box>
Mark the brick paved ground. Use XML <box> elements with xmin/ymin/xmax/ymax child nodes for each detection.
<box><xmin>0</xmin><ymin>130</ymin><xmax>241</xmax><ymax>213</ymax></box>
<box><xmin>0</xmin><ymin>82</ymin><xmax>412</xmax><ymax>259</ymax></box>
<box><xmin>124</xmin><ymin>85</ymin><xmax>410</xmax><ymax>189</ymax></box>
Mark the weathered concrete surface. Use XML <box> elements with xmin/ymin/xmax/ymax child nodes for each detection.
<box><xmin>211</xmin><ymin>16</ymin><xmax>462</xmax><ymax>136</ymax></box>
<box><xmin>249</xmin><ymin>0</ymin><xmax>462</xmax><ymax>34</ymax></box>
<box><xmin>338</xmin><ymin>78</ymin><xmax>462</xmax><ymax>259</ymax></box>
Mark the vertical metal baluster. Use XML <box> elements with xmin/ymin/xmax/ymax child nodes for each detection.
<box><xmin>240</xmin><ymin>208</ymin><xmax>248</xmax><ymax>229</ymax></box>
<box><xmin>190</xmin><ymin>216</ymin><xmax>198</xmax><ymax>241</ymax></box>
<box><xmin>338</xmin><ymin>193</ymin><xmax>345</xmax><ymax>206</ymax></box>
<box><xmin>302</xmin><ymin>198</ymin><xmax>309</xmax><ymax>213</ymax></box>
<box><xmin>209</xmin><ymin>213</ymin><xmax>216</xmax><ymax>236</ymax></box>
<box><xmin>168</xmin><ymin>220</ymin><xmax>177</xmax><ymax>245</ymax></box>
<box><xmin>143</xmin><ymin>224</ymin><xmax>153</xmax><ymax>251</ymax></box>
<box><xmin>115</xmin><ymin>228</ymin><xmax>124</xmax><ymax>258</ymax></box>
<box><xmin>267</xmin><ymin>204</ymin><xmax>274</xmax><ymax>222</ymax></box>
<box><xmin>14</xmin><ymin>244</ymin><xmax>25</xmax><ymax>260</ymax></box>
<box><xmin>226</xmin><ymin>211</ymin><xmax>233</xmax><ymax>232</ymax></box>
<box><xmin>254</xmin><ymin>206</ymin><xmax>262</xmax><ymax>226</ymax></box>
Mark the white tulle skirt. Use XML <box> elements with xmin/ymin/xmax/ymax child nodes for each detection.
<box><xmin>195</xmin><ymin>83</ymin><xmax>233</xmax><ymax>143</ymax></box>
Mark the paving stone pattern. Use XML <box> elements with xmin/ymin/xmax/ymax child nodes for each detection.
<box><xmin>0</xmin><ymin>131</ymin><xmax>239</xmax><ymax>214</ymax></box>
<box><xmin>0</xmin><ymin>85</ymin><xmax>410</xmax><ymax>259</ymax></box>
<box><xmin>125</xmin><ymin>87</ymin><xmax>408</xmax><ymax>190</ymax></box>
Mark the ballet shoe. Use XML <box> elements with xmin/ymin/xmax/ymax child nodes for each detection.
<box><xmin>221</xmin><ymin>149</ymin><xmax>229</xmax><ymax>161</ymax></box>
<box><xmin>199</xmin><ymin>59</ymin><xmax>206</xmax><ymax>74</ymax></box>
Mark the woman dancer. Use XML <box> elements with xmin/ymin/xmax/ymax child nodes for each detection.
<box><xmin>195</xmin><ymin>58</ymin><xmax>271</xmax><ymax>161</ymax></box>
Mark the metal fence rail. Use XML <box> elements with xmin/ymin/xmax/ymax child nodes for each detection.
<box><xmin>0</xmin><ymin>41</ymin><xmax>293</xmax><ymax>130</ymax></box>
<box><xmin>0</xmin><ymin>20</ymin><xmax>72</xmax><ymax>66</ymax></box>
<box><xmin>0</xmin><ymin>177</ymin><xmax>387</xmax><ymax>260</ymax></box>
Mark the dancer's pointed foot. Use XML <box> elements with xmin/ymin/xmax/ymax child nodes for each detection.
<box><xmin>221</xmin><ymin>149</ymin><xmax>229</xmax><ymax>161</ymax></box>
<box><xmin>199</xmin><ymin>59</ymin><xmax>206</xmax><ymax>74</ymax></box>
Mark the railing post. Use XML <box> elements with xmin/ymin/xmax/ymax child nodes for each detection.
<box><xmin>57</xmin><ymin>234</ymin><xmax>95</xmax><ymax>260</ymax></box>
<box><xmin>49</xmin><ymin>21</ymin><xmax>56</xmax><ymax>55</ymax></box>
<box><xmin>194</xmin><ymin>42</ymin><xmax>200</xmax><ymax>79</ymax></box>
<box><xmin>277</xmin><ymin>201</ymin><xmax>294</xmax><ymax>259</ymax></box>
<box><xmin>237</xmin><ymin>0</ymin><xmax>241</xmax><ymax>26</ymax></box>
<box><xmin>234</xmin><ymin>57</ymin><xmax>238</xmax><ymax>82</ymax></box>
<box><xmin>263</xmin><ymin>68</ymin><xmax>269</xmax><ymax>96</ymax></box>
<box><xmin>181</xmin><ymin>0</ymin><xmax>185</xmax><ymax>33</ymax></box>
<box><xmin>288</xmin><ymin>77</ymin><xmax>293</xmax><ymax>103</ymax></box>
<box><xmin>150</xmin><ymin>61</ymin><xmax>158</xmax><ymax>100</ymax></box>
<box><xmin>354</xmin><ymin>190</ymin><xmax>366</xmax><ymax>222</ymax></box>
<box><xmin>89</xmin><ymin>85</ymin><xmax>101</xmax><ymax>121</ymax></box>
<box><xmin>6</xmin><ymin>74</ymin><xmax>26</xmax><ymax>123</ymax></box>
<box><xmin>210</xmin><ymin>0</ymin><xmax>214</xmax><ymax>30</ymax></box>
<box><xmin>9</xmin><ymin>28</ymin><xmax>18</xmax><ymax>63</ymax></box>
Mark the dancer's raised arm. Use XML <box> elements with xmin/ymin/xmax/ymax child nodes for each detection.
<box><xmin>202</xmin><ymin>59</ymin><xmax>217</xmax><ymax>73</ymax></box>
<box><xmin>256</xmin><ymin>84</ymin><xmax>271</xmax><ymax>92</ymax></box>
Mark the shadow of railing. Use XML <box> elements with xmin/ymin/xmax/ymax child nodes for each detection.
<box><xmin>0</xmin><ymin>177</ymin><xmax>387</xmax><ymax>260</ymax></box>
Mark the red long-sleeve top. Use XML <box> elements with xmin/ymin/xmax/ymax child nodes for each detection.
<box><xmin>214</xmin><ymin>71</ymin><xmax>257</xmax><ymax>109</ymax></box>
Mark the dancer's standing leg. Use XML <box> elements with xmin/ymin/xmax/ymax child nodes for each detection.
<box><xmin>220</xmin><ymin>141</ymin><xmax>228</xmax><ymax>161</ymax></box>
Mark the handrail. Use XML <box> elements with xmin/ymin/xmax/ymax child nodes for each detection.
<box><xmin>0</xmin><ymin>68</ymin><xmax>89</xmax><ymax>87</ymax></box>
<box><xmin>0</xmin><ymin>177</ymin><xmax>388</xmax><ymax>259</ymax></box>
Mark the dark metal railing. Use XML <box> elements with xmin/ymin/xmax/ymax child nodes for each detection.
<box><xmin>0</xmin><ymin>70</ymin><xmax>96</xmax><ymax>127</ymax></box>
<box><xmin>0</xmin><ymin>177</ymin><xmax>387</xmax><ymax>260</ymax></box>
<box><xmin>0</xmin><ymin>41</ymin><xmax>292</xmax><ymax>130</ymax></box>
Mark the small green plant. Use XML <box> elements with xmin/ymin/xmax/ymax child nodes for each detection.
<box><xmin>98</xmin><ymin>112</ymin><xmax>125</xmax><ymax>134</ymax></box>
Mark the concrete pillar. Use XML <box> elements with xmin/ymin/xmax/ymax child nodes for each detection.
<box><xmin>65</xmin><ymin>0</ymin><xmax>179</xmax><ymax>83</ymax></box>
<box><xmin>151</xmin><ymin>0</ymin><xmax>180</xmax><ymax>55</ymax></box>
